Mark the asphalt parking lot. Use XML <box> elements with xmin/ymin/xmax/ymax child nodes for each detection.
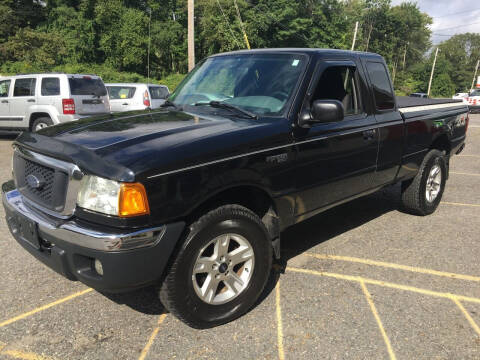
<box><xmin>0</xmin><ymin>115</ymin><xmax>479</xmax><ymax>360</ymax></box>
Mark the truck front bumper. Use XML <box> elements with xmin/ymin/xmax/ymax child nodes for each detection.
<box><xmin>2</xmin><ymin>186</ymin><xmax>185</xmax><ymax>292</ymax></box>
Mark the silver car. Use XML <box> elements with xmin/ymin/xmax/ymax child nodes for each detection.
<box><xmin>106</xmin><ymin>83</ymin><xmax>169</xmax><ymax>112</ymax></box>
<box><xmin>0</xmin><ymin>73</ymin><xmax>110</xmax><ymax>132</ymax></box>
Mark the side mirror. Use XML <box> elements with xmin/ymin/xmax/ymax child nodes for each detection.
<box><xmin>310</xmin><ymin>100</ymin><xmax>344</xmax><ymax>124</ymax></box>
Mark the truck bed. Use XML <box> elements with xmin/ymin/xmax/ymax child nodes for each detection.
<box><xmin>396</xmin><ymin>96</ymin><xmax>462</xmax><ymax>108</ymax></box>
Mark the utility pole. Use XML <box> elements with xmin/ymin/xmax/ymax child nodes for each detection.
<box><xmin>351</xmin><ymin>21</ymin><xmax>359</xmax><ymax>51</ymax></box>
<box><xmin>188</xmin><ymin>0</ymin><xmax>195</xmax><ymax>71</ymax></box>
<box><xmin>233</xmin><ymin>0</ymin><xmax>250</xmax><ymax>49</ymax></box>
<box><xmin>471</xmin><ymin>60</ymin><xmax>480</xmax><ymax>91</ymax></box>
<box><xmin>147</xmin><ymin>8</ymin><xmax>151</xmax><ymax>84</ymax></box>
<box><xmin>427</xmin><ymin>47</ymin><xmax>439</xmax><ymax>97</ymax></box>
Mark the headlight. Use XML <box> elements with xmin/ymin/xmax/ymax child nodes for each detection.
<box><xmin>77</xmin><ymin>175</ymin><xmax>150</xmax><ymax>217</ymax></box>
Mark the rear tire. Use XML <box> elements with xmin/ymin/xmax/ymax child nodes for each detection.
<box><xmin>401</xmin><ymin>149</ymin><xmax>447</xmax><ymax>215</ymax></box>
<box><xmin>32</xmin><ymin>117</ymin><xmax>54</xmax><ymax>132</ymax></box>
<box><xmin>159</xmin><ymin>205</ymin><xmax>272</xmax><ymax>329</ymax></box>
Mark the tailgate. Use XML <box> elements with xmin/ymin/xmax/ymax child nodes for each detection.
<box><xmin>69</xmin><ymin>76</ymin><xmax>110</xmax><ymax>115</ymax></box>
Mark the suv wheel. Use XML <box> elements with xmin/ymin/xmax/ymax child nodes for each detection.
<box><xmin>32</xmin><ymin>117</ymin><xmax>54</xmax><ymax>132</ymax></box>
<box><xmin>159</xmin><ymin>205</ymin><xmax>272</xmax><ymax>328</ymax></box>
<box><xmin>401</xmin><ymin>149</ymin><xmax>447</xmax><ymax>215</ymax></box>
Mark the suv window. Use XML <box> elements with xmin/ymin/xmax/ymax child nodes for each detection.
<box><xmin>69</xmin><ymin>78</ymin><xmax>107</xmax><ymax>96</ymax></box>
<box><xmin>366</xmin><ymin>62</ymin><xmax>395</xmax><ymax>110</ymax></box>
<box><xmin>149</xmin><ymin>86</ymin><xmax>169</xmax><ymax>99</ymax></box>
<box><xmin>107</xmin><ymin>86</ymin><xmax>136</xmax><ymax>99</ymax></box>
<box><xmin>311</xmin><ymin>66</ymin><xmax>362</xmax><ymax>116</ymax></box>
<box><xmin>41</xmin><ymin>78</ymin><xmax>60</xmax><ymax>96</ymax></box>
<box><xmin>0</xmin><ymin>80</ymin><xmax>10</xmax><ymax>97</ymax></box>
<box><xmin>14</xmin><ymin>78</ymin><xmax>36</xmax><ymax>97</ymax></box>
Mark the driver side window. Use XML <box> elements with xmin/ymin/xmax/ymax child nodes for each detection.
<box><xmin>311</xmin><ymin>66</ymin><xmax>362</xmax><ymax>116</ymax></box>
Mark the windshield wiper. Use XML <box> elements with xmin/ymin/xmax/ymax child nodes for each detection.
<box><xmin>195</xmin><ymin>101</ymin><xmax>257</xmax><ymax>119</ymax></box>
<box><xmin>160</xmin><ymin>100</ymin><xmax>182</xmax><ymax>110</ymax></box>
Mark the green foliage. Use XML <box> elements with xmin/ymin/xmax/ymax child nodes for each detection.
<box><xmin>158</xmin><ymin>73</ymin><xmax>186</xmax><ymax>91</ymax></box>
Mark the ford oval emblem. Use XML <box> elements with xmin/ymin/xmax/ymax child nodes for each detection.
<box><xmin>26</xmin><ymin>174</ymin><xmax>45</xmax><ymax>190</ymax></box>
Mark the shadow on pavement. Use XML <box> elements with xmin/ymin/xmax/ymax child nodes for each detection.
<box><xmin>99</xmin><ymin>184</ymin><xmax>402</xmax><ymax>319</ymax></box>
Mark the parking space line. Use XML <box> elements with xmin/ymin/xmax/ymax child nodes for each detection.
<box><xmin>0</xmin><ymin>288</ymin><xmax>93</xmax><ymax>328</ymax></box>
<box><xmin>1</xmin><ymin>349</ymin><xmax>55</xmax><ymax>360</ymax></box>
<box><xmin>306</xmin><ymin>253</ymin><xmax>480</xmax><ymax>282</ymax></box>
<box><xmin>138</xmin><ymin>314</ymin><xmax>167</xmax><ymax>360</ymax></box>
<box><xmin>286</xmin><ymin>267</ymin><xmax>480</xmax><ymax>304</ymax></box>
<box><xmin>450</xmin><ymin>171</ymin><xmax>480</xmax><ymax>176</ymax></box>
<box><xmin>457</xmin><ymin>155</ymin><xmax>480</xmax><ymax>158</ymax></box>
<box><xmin>275</xmin><ymin>281</ymin><xmax>285</xmax><ymax>360</ymax></box>
<box><xmin>441</xmin><ymin>201</ymin><xmax>480</xmax><ymax>207</ymax></box>
<box><xmin>452</xmin><ymin>298</ymin><xmax>480</xmax><ymax>337</ymax></box>
<box><xmin>360</xmin><ymin>281</ymin><xmax>397</xmax><ymax>360</ymax></box>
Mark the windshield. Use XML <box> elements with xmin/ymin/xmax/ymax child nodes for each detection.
<box><xmin>470</xmin><ymin>89</ymin><xmax>480</xmax><ymax>97</ymax></box>
<box><xmin>169</xmin><ymin>53</ymin><xmax>308</xmax><ymax>116</ymax></box>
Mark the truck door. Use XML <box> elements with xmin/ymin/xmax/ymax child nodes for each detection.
<box><xmin>293</xmin><ymin>60</ymin><xmax>379</xmax><ymax>220</ymax></box>
<box><xmin>10</xmin><ymin>77</ymin><xmax>37</xmax><ymax>128</ymax></box>
<box><xmin>363</xmin><ymin>60</ymin><xmax>404</xmax><ymax>186</ymax></box>
<box><xmin>0</xmin><ymin>79</ymin><xmax>12</xmax><ymax>125</ymax></box>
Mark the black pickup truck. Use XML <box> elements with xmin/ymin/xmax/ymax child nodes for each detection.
<box><xmin>2</xmin><ymin>49</ymin><xmax>469</xmax><ymax>328</ymax></box>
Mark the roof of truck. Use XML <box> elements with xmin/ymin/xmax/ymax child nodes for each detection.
<box><xmin>210</xmin><ymin>48</ymin><xmax>383</xmax><ymax>60</ymax></box>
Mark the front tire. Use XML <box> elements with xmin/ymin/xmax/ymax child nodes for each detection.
<box><xmin>401</xmin><ymin>149</ymin><xmax>447</xmax><ymax>215</ymax></box>
<box><xmin>159</xmin><ymin>205</ymin><xmax>272</xmax><ymax>328</ymax></box>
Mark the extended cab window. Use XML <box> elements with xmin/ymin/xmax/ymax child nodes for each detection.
<box><xmin>14</xmin><ymin>78</ymin><xmax>36</xmax><ymax>97</ymax></box>
<box><xmin>311</xmin><ymin>66</ymin><xmax>362</xmax><ymax>116</ymax></box>
<box><xmin>41</xmin><ymin>77</ymin><xmax>60</xmax><ymax>96</ymax></box>
<box><xmin>0</xmin><ymin>80</ymin><xmax>10</xmax><ymax>97</ymax></box>
<box><xmin>366</xmin><ymin>62</ymin><xmax>395</xmax><ymax>110</ymax></box>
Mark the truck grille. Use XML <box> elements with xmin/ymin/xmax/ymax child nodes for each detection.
<box><xmin>13</xmin><ymin>151</ymin><xmax>69</xmax><ymax>214</ymax></box>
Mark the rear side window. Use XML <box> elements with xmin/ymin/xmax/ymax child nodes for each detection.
<box><xmin>69</xmin><ymin>78</ymin><xmax>107</xmax><ymax>96</ymax></box>
<box><xmin>107</xmin><ymin>86</ymin><xmax>136</xmax><ymax>99</ymax></box>
<box><xmin>0</xmin><ymin>80</ymin><xmax>10</xmax><ymax>97</ymax></box>
<box><xmin>41</xmin><ymin>77</ymin><xmax>60</xmax><ymax>96</ymax></box>
<box><xmin>14</xmin><ymin>78</ymin><xmax>36</xmax><ymax>97</ymax></box>
<box><xmin>149</xmin><ymin>86</ymin><xmax>169</xmax><ymax>99</ymax></box>
<box><xmin>366</xmin><ymin>62</ymin><xmax>395</xmax><ymax>110</ymax></box>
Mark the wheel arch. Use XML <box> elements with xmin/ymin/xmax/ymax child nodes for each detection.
<box><xmin>29</xmin><ymin>112</ymin><xmax>52</xmax><ymax>130</ymax></box>
<box><xmin>185</xmin><ymin>184</ymin><xmax>281</xmax><ymax>258</ymax></box>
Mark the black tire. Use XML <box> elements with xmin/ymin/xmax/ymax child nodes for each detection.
<box><xmin>159</xmin><ymin>205</ymin><xmax>273</xmax><ymax>328</ymax></box>
<box><xmin>401</xmin><ymin>149</ymin><xmax>447</xmax><ymax>216</ymax></box>
<box><xmin>31</xmin><ymin>117</ymin><xmax>54</xmax><ymax>132</ymax></box>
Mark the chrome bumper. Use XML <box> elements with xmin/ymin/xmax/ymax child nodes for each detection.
<box><xmin>3</xmin><ymin>189</ymin><xmax>165</xmax><ymax>251</ymax></box>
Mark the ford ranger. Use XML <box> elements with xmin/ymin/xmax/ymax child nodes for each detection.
<box><xmin>2</xmin><ymin>49</ymin><xmax>469</xmax><ymax>328</ymax></box>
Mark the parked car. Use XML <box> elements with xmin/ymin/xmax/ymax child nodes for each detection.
<box><xmin>106</xmin><ymin>83</ymin><xmax>169</xmax><ymax>112</ymax></box>
<box><xmin>463</xmin><ymin>89</ymin><xmax>480</xmax><ymax>112</ymax></box>
<box><xmin>2</xmin><ymin>49</ymin><xmax>468</xmax><ymax>329</ymax></box>
<box><xmin>0</xmin><ymin>73</ymin><xmax>110</xmax><ymax>132</ymax></box>
<box><xmin>410</xmin><ymin>92</ymin><xmax>428</xmax><ymax>98</ymax></box>
<box><xmin>452</xmin><ymin>92</ymin><xmax>469</xmax><ymax>99</ymax></box>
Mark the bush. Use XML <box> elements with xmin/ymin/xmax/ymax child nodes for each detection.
<box><xmin>158</xmin><ymin>73</ymin><xmax>186</xmax><ymax>91</ymax></box>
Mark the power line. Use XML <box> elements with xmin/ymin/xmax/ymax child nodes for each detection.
<box><xmin>432</xmin><ymin>21</ymin><xmax>480</xmax><ymax>32</ymax></box>
<box><xmin>432</xmin><ymin>8</ymin><xmax>480</xmax><ymax>19</ymax></box>
<box><xmin>215</xmin><ymin>0</ymin><xmax>242</xmax><ymax>49</ymax></box>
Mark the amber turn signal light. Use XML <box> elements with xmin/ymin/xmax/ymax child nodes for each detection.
<box><xmin>119</xmin><ymin>183</ymin><xmax>150</xmax><ymax>217</ymax></box>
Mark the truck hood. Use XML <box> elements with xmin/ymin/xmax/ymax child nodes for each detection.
<box><xmin>15</xmin><ymin>109</ymin><xmax>285</xmax><ymax>182</ymax></box>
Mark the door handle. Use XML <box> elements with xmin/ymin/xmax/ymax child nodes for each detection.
<box><xmin>122</xmin><ymin>103</ymin><xmax>129</xmax><ymax>105</ymax></box>
<box><xmin>1</xmin><ymin>100</ymin><xmax>8</xmax><ymax>104</ymax></box>
<box><xmin>362</xmin><ymin>129</ymin><xmax>376</xmax><ymax>140</ymax></box>
<box><xmin>27</xmin><ymin>99</ymin><xmax>36</xmax><ymax>103</ymax></box>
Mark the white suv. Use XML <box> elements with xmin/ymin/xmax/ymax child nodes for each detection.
<box><xmin>0</xmin><ymin>73</ymin><xmax>110</xmax><ymax>132</ymax></box>
<box><xmin>106</xmin><ymin>83</ymin><xmax>169</xmax><ymax>112</ymax></box>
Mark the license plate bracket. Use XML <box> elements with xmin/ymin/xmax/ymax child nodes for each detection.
<box><xmin>12</xmin><ymin>213</ymin><xmax>40</xmax><ymax>250</ymax></box>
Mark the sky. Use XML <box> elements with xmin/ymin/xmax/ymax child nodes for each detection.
<box><xmin>391</xmin><ymin>0</ymin><xmax>480</xmax><ymax>44</ymax></box>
